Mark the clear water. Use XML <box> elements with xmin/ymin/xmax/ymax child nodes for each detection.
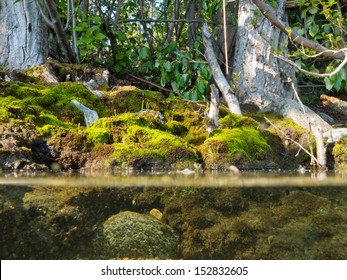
<box><xmin>1</xmin><ymin>170</ymin><xmax>347</xmax><ymax>259</ymax></box>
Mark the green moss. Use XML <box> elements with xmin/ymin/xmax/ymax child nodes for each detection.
<box><xmin>110</xmin><ymin>87</ymin><xmax>164</xmax><ymax>113</ymax></box>
<box><xmin>0</xmin><ymin>81</ymin><xmax>115</xmax><ymax>137</ymax></box>
<box><xmin>199</xmin><ymin>127</ymin><xmax>272</xmax><ymax>169</ymax></box>
<box><xmin>163</xmin><ymin>98</ymin><xmax>207</xmax><ymax>145</ymax></box>
<box><xmin>332</xmin><ymin>138</ymin><xmax>347</xmax><ymax>170</ymax></box>
<box><xmin>219</xmin><ymin>114</ymin><xmax>259</xmax><ymax>128</ymax></box>
<box><xmin>110</xmin><ymin>125</ymin><xmax>199</xmax><ymax>169</ymax></box>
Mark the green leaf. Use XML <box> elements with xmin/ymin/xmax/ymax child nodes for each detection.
<box><xmin>196</xmin><ymin>80</ymin><xmax>206</xmax><ymax>94</ymax></box>
<box><xmin>324</xmin><ymin>77</ymin><xmax>334</xmax><ymax>90</ymax></box>
<box><xmin>309</xmin><ymin>24</ymin><xmax>320</xmax><ymax>37</ymax></box>
<box><xmin>94</xmin><ymin>33</ymin><xmax>106</xmax><ymax>41</ymax></box>
<box><xmin>163</xmin><ymin>61</ymin><xmax>172</xmax><ymax>72</ymax></box>
<box><xmin>116</xmin><ymin>32</ymin><xmax>127</xmax><ymax>42</ymax></box>
<box><xmin>116</xmin><ymin>53</ymin><xmax>125</xmax><ymax>60</ymax></box>
<box><xmin>171</xmin><ymin>81</ymin><xmax>179</xmax><ymax>92</ymax></box>
<box><xmin>139</xmin><ymin>47</ymin><xmax>150</xmax><ymax>60</ymax></box>
<box><xmin>91</xmin><ymin>16</ymin><xmax>102</xmax><ymax>24</ymax></box>
<box><xmin>308</xmin><ymin>7</ymin><xmax>318</xmax><ymax>14</ymax></box>
<box><xmin>114</xmin><ymin>64</ymin><xmax>123</xmax><ymax>73</ymax></box>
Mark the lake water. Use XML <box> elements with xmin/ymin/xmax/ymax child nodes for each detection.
<box><xmin>1</xmin><ymin>170</ymin><xmax>347</xmax><ymax>260</ymax></box>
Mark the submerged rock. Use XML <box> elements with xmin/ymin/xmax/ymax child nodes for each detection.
<box><xmin>100</xmin><ymin>211</ymin><xmax>179</xmax><ymax>259</ymax></box>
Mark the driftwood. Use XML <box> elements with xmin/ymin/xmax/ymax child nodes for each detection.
<box><xmin>202</xmin><ymin>23</ymin><xmax>242</xmax><ymax>116</ymax></box>
<box><xmin>320</xmin><ymin>94</ymin><xmax>347</xmax><ymax>117</ymax></box>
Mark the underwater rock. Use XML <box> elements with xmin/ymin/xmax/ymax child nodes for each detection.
<box><xmin>101</xmin><ymin>211</ymin><xmax>179</xmax><ymax>259</ymax></box>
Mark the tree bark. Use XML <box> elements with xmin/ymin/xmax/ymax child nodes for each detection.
<box><xmin>232</xmin><ymin>0</ymin><xmax>331</xmax><ymax>132</ymax></box>
<box><xmin>43</xmin><ymin>0</ymin><xmax>78</xmax><ymax>64</ymax></box>
<box><xmin>0</xmin><ymin>0</ymin><xmax>48</xmax><ymax>70</ymax></box>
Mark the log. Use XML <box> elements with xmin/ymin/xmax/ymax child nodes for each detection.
<box><xmin>320</xmin><ymin>94</ymin><xmax>347</xmax><ymax>117</ymax></box>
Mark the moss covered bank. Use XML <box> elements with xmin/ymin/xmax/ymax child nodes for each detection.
<box><xmin>0</xmin><ymin>63</ymin><xmax>343</xmax><ymax>172</ymax></box>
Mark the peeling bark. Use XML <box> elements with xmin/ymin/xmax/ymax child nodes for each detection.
<box><xmin>0</xmin><ymin>0</ymin><xmax>48</xmax><ymax>70</ymax></box>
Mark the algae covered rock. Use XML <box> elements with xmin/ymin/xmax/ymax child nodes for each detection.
<box><xmin>101</xmin><ymin>211</ymin><xmax>180</xmax><ymax>259</ymax></box>
<box><xmin>332</xmin><ymin>138</ymin><xmax>347</xmax><ymax>171</ymax></box>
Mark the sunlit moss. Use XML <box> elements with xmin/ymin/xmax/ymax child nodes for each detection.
<box><xmin>110</xmin><ymin>125</ymin><xmax>199</xmax><ymax>169</ymax></box>
<box><xmin>199</xmin><ymin>127</ymin><xmax>272</xmax><ymax>169</ymax></box>
<box><xmin>332</xmin><ymin>138</ymin><xmax>347</xmax><ymax>170</ymax></box>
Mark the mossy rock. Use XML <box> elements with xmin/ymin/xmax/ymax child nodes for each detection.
<box><xmin>199</xmin><ymin>127</ymin><xmax>272</xmax><ymax>170</ymax></box>
<box><xmin>0</xmin><ymin>81</ymin><xmax>111</xmax><ymax>130</ymax></box>
<box><xmin>110</xmin><ymin>125</ymin><xmax>199</xmax><ymax>169</ymax></box>
<box><xmin>163</xmin><ymin>98</ymin><xmax>208</xmax><ymax>145</ymax></box>
<box><xmin>332</xmin><ymin>138</ymin><xmax>347</xmax><ymax>171</ymax></box>
<box><xmin>98</xmin><ymin>211</ymin><xmax>179</xmax><ymax>259</ymax></box>
<box><xmin>109</xmin><ymin>87</ymin><xmax>164</xmax><ymax>113</ymax></box>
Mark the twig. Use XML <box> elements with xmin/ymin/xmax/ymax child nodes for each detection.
<box><xmin>127</xmin><ymin>73</ymin><xmax>178</xmax><ymax>95</ymax></box>
<box><xmin>274</xmin><ymin>50</ymin><xmax>347</xmax><ymax>78</ymax></box>
<box><xmin>264</xmin><ymin>116</ymin><xmax>320</xmax><ymax>165</ymax></box>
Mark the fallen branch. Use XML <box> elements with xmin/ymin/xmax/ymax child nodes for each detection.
<box><xmin>320</xmin><ymin>94</ymin><xmax>347</xmax><ymax>117</ymax></box>
<box><xmin>127</xmin><ymin>73</ymin><xmax>178</xmax><ymax>95</ymax></box>
<box><xmin>202</xmin><ymin>23</ymin><xmax>242</xmax><ymax>116</ymax></box>
<box><xmin>252</xmin><ymin>0</ymin><xmax>345</xmax><ymax>60</ymax></box>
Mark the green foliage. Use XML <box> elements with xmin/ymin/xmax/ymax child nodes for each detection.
<box><xmin>74</xmin><ymin>16</ymin><xmax>107</xmax><ymax>61</ymax></box>
<box><xmin>135</xmin><ymin>42</ymin><xmax>212</xmax><ymax>100</ymax></box>
<box><xmin>289</xmin><ymin>0</ymin><xmax>347</xmax><ymax>92</ymax></box>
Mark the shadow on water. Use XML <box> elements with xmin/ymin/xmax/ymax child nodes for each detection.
<box><xmin>1</xmin><ymin>170</ymin><xmax>347</xmax><ymax>260</ymax></box>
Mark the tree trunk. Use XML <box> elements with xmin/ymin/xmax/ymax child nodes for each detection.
<box><xmin>0</xmin><ymin>0</ymin><xmax>48</xmax><ymax>70</ymax></box>
<box><xmin>232</xmin><ymin>0</ymin><xmax>331</xmax><ymax>132</ymax></box>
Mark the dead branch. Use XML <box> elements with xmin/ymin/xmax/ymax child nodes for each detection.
<box><xmin>264</xmin><ymin>116</ymin><xmax>321</xmax><ymax>166</ymax></box>
<box><xmin>207</xmin><ymin>84</ymin><xmax>220</xmax><ymax>133</ymax></box>
<box><xmin>202</xmin><ymin>23</ymin><xmax>242</xmax><ymax>116</ymax></box>
<box><xmin>252</xmin><ymin>0</ymin><xmax>345</xmax><ymax>60</ymax></box>
<box><xmin>127</xmin><ymin>73</ymin><xmax>178</xmax><ymax>95</ymax></box>
<box><xmin>320</xmin><ymin>94</ymin><xmax>347</xmax><ymax>117</ymax></box>
<box><xmin>274</xmin><ymin>50</ymin><xmax>347</xmax><ymax>78</ymax></box>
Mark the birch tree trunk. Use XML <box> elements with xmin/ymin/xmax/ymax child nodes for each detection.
<box><xmin>0</xmin><ymin>0</ymin><xmax>48</xmax><ymax>70</ymax></box>
<box><xmin>232</xmin><ymin>0</ymin><xmax>331</xmax><ymax>132</ymax></box>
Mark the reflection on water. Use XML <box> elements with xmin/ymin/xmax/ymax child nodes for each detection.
<box><xmin>1</xmin><ymin>171</ymin><xmax>347</xmax><ymax>260</ymax></box>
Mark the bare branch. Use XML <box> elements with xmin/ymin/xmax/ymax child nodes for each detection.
<box><xmin>252</xmin><ymin>0</ymin><xmax>345</xmax><ymax>60</ymax></box>
<box><xmin>34</xmin><ymin>0</ymin><xmax>54</xmax><ymax>29</ymax></box>
<box><xmin>202</xmin><ymin>23</ymin><xmax>242</xmax><ymax>115</ymax></box>
<box><xmin>274</xmin><ymin>49</ymin><xmax>347</xmax><ymax>78</ymax></box>
<box><xmin>117</xmin><ymin>18</ymin><xmax>207</xmax><ymax>24</ymax></box>
<box><xmin>264</xmin><ymin>117</ymin><xmax>320</xmax><ymax>166</ymax></box>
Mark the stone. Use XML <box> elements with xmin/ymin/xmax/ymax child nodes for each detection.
<box><xmin>70</xmin><ymin>99</ymin><xmax>99</xmax><ymax>127</ymax></box>
<box><xmin>101</xmin><ymin>211</ymin><xmax>179</xmax><ymax>259</ymax></box>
